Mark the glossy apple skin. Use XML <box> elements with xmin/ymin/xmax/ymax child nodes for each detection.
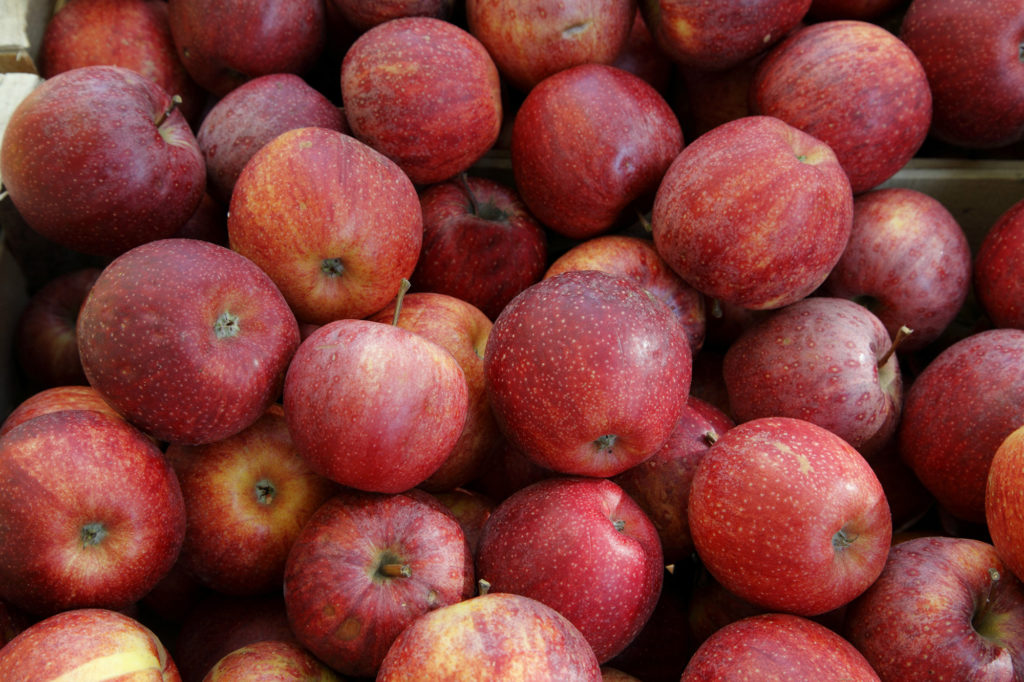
<box><xmin>465</xmin><ymin>0</ymin><xmax>636</xmax><ymax>93</ymax></box>
<box><xmin>825</xmin><ymin>186</ymin><xmax>973</xmax><ymax>352</ymax></box>
<box><xmin>368</xmin><ymin>292</ymin><xmax>499</xmax><ymax>492</ymax></box>
<box><xmin>651</xmin><ymin>115</ymin><xmax>854</xmax><ymax>311</ymax></box>
<box><xmin>900</xmin><ymin>0</ymin><xmax>1024</xmax><ymax>148</ymax></box>
<box><xmin>167</xmin><ymin>0</ymin><xmax>325</xmax><ymax>97</ymax></box>
<box><xmin>723</xmin><ymin>297</ymin><xmax>903</xmax><ymax>457</ymax></box>
<box><xmin>228</xmin><ymin>127</ymin><xmax>422</xmax><ymax>324</ymax></box>
<box><xmin>283</xmin><ymin>318</ymin><xmax>468</xmax><ymax>493</ymax></box>
<box><xmin>483</xmin><ymin>269</ymin><xmax>692</xmax><ymax>477</ymax></box>
<box><xmin>0</xmin><ymin>65</ymin><xmax>205</xmax><ymax>258</ymax></box>
<box><xmin>639</xmin><ymin>0</ymin><xmax>811</xmax><ymax>71</ymax></box>
<box><xmin>77</xmin><ymin>238</ymin><xmax>301</xmax><ymax>446</ymax></box>
<box><xmin>341</xmin><ymin>17</ymin><xmax>502</xmax><ymax>185</ymax></box>
<box><xmin>0</xmin><ymin>410</ymin><xmax>186</xmax><ymax>617</ymax></box>
<box><xmin>203</xmin><ymin>640</ymin><xmax>341</xmax><ymax>681</ymax></box>
<box><xmin>196</xmin><ymin>74</ymin><xmax>346</xmax><ymax>206</ymax></box>
<box><xmin>987</xmin><ymin>425</ymin><xmax>1024</xmax><ymax>584</ymax></box>
<box><xmin>475</xmin><ymin>477</ymin><xmax>664</xmax><ymax>663</ymax></box>
<box><xmin>377</xmin><ymin>592</ymin><xmax>603</xmax><ymax>681</ymax></box>
<box><xmin>545</xmin><ymin>234</ymin><xmax>706</xmax><ymax>355</ymax></box>
<box><xmin>283</xmin><ymin>489</ymin><xmax>474</xmax><ymax>678</ymax></box>
<box><xmin>511</xmin><ymin>63</ymin><xmax>683</xmax><ymax>240</ymax></box>
<box><xmin>898</xmin><ymin>328</ymin><xmax>1024</xmax><ymax>524</ymax></box>
<box><xmin>975</xmin><ymin>197</ymin><xmax>1024</xmax><ymax>329</ymax></box>
<box><xmin>412</xmin><ymin>176</ymin><xmax>548</xmax><ymax>321</ymax></box>
<box><xmin>844</xmin><ymin>535</ymin><xmax>1024</xmax><ymax>680</ymax></box>
<box><xmin>688</xmin><ymin>417</ymin><xmax>892</xmax><ymax>616</ymax></box>
<box><xmin>682</xmin><ymin>613</ymin><xmax>879</xmax><ymax>681</ymax></box>
<box><xmin>0</xmin><ymin>384</ymin><xmax>126</xmax><ymax>438</ymax></box>
<box><xmin>431</xmin><ymin>488</ymin><xmax>495</xmax><ymax>556</ymax></box>
<box><xmin>751</xmin><ymin>19</ymin><xmax>932</xmax><ymax>193</ymax></box>
<box><xmin>0</xmin><ymin>608</ymin><xmax>181</xmax><ymax>681</ymax></box>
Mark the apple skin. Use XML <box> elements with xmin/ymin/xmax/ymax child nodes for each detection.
<box><xmin>843</xmin><ymin>535</ymin><xmax>1024</xmax><ymax>680</ymax></box>
<box><xmin>651</xmin><ymin>115</ymin><xmax>854</xmax><ymax>311</ymax></box>
<box><xmin>681</xmin><ymin>612</ymin><xmax>879</xmax><ymax>681</ymax></box>
<box><xmin>688</xmin><ymin>417</ymin><xmax>892</xmax><ymax>616</ymax></box>
<box><xmin>898</xmin><ymin>328</ymin><xmax>1024</xmax><ymax>524</ymax></box>
<box><xmin>611</xmin><ymin>9</ymin><xmax>674</xmax><ymax>95</ymax></box>
<box><xmin>328</xmin><ymin>0</ymin><xmax>454</xmax><ymax>32</ymax></box>
<box><xmin>196</xmin><ymin>73</ymin><xmax>347</xmax><ymax>207</ymax></box>
<box><xmin>377</xmin><ymin>592</ymin><xmax>603</xmax><ymax>681</ymax></box>
<box><xmin>203</xmin><ymin>640</ymin><xmax>340</xmax><ymax>681</ymax></box>
<box><xmin>544</xmin><ymin>234</ymin><xmax>706</xmax><ymax>354</ymax></box>
<box><xmin>510</xmin><ymin>63</ymin><xmax>683</xmax><ymax>241</ymax></box>
<box><xmin>341</xmin><ymin>17</ymin><xmax>502</xmax><ymax>185</ymax></box>
<box><xmin>824</xmin><ymin>186</ymin><xmax>973</xmax><ymax>352</ymax></box>
<box><xmin>808</xmin><ymin>0</ymin><xmax>908</xmax><ymax>20</ymax></box>
<box><xmin>483</xmin><ymin>269</ymin><xmax>692</xmax><ymax>478</ymax></box>
<box><xmin>465</xmin><ymin>0</ymin><xmax>637</xmax><ymax>93</ymax></box>
<box><xmin>283</xmin><ymin>489</ymin><xmax>475</xmax><ymax>678</ymax></box>
<box><xmin>475</xmin><ymin>476</ymin><xmax>664</xmax><ymax>663</ymax></box>
<box><xmin>411</xmin><ymin>175</ymin><xmax>548</xmax><ymax>321</ymax></box>
<box><xmin>0</xmin><ymin>409</ymin><xmax>186</xmax><ymax>617</ymax></box>
<box><xmin>987</xmin><ymin>425</ymin><xmax>1024</xmax><ymax>584</ymax></box>
<box><xmin>751</xmin><ymin>19</ymin><xmax>932</xmax><ymax>193</ymax></box>
<box><xmin>0</xmin><ymin>608</ymin><xmax>181</xmax><ymax>681</ymax></box>
<box><xmin>227</xmin><ymin>126</ymin><xmax>423</xmax><ymax>325</ymax></box>
<box><xmin>639</xmin><ymin>0</ymin><xmax>812</xmax><ymax>71</ymax></box>
<box><xmin>431</xmin><ymin>488</ymin><xmax>495</xmax><ymax>556</ymax></box>
<box><xmin>77</xmin><ymin>238</ymin><xmax>301</xmax><ymax>446</ymax></box>
<box><xmin>974</xmin><ymin>197</ymin><xmax>1024</xmax><ymax>329</ymax></box>
<box><xmin>0</xmin><ymin>384</ymin><xmax>127</xmax><ymax>438</ymax></box>
<box><xmin>165</xmin><ymin>406</ymin><xmax>338</xmax><ymax>597</ymax></box>
<box><xmin>13</xmin><ymin>267</ymin><xmax>100</xmax><ymax>391</ymax></box>
<box><xmin>675</xmin><ymin>55</ymin><xmax>761</xmax><ymax>141</ymax></box>
<box><xmin>283</xmin><ymin>318</ymin><xmax>468</xmax><ymax>493</ymax></box>
<box><xmin>167</xmin><ymin>0</ymin><xmax>325</xmax><ymax>98</ymax></box>
<box><xmin>0</xmin><ymin>65</ymin><xmax>205</xmax><ymax>258</ymax></box>
<box><xmin>723</xmin><ymin>296</ymin><xmax>903</xmax><ymax>458</ymax></box>
<box><xmin>367</xmin><ymin>292</ymin><xmax>499</xmax><ymax>492</ymax></box>
<box><xmin>900</xmin><ymin>0</ymin><xmax>1024</xmax><ymax>148</ymax></box>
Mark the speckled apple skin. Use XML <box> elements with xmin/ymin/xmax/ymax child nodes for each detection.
<box><xmin>204</xmin><ymin>640</ymin><xmax>340</xmax><ymax>681</ymax></box>
<box><xmin>751</xmin><ymin>19</ymin><xmax>932</xmax><ymax>193</ymax></box>
<box><xmin>688</xmin><ymin>417</ymin><xmax>892</xmax><ymax>616</ymax></box>
<box><xmin>77</xmin><ymin>238</ymin><xmax>301</xmax><ymax>446</ymax></box>
<box><xmin>898</xmin><ymin>328</ymin><xmax>1024</xmax><ymax>524</ymax></box>
<box><xmin>975</xmin><ymin>198</ymin><xmax>1024</xmax><ymax>329</ymax></box>
<box><xmin>475</xmin><ymin>477</ymin><xmax>665</xmax><ymax>663</ymax></box>
<box><xmin>483</xmin><ymin>269</ymin><xmax>692</xmax><ymax>477</ymax></box>
<box><xmin>0</xmin><ymin>410</ymin><xmax>186</xmax><ymax>618</ymax></box>
<box><xmin>681</xmin><ymin>613</ymin><xmax>879</xmax><ymax>681</ymax></box>
<box><xmin>651</xmin><ymin>115</ymin><xmax>853</xmax><ymax>311</ymax></box>
<box><xmin>987</xmin><ymin>425</ymin><xmax>1024</xmax><ymax>586</ymax></box>
<box><xmin>0</xmin><ymin>385</ymin><xmax>120</xmax><ymax>438</ymax></box>
<box><xmin>341</xmin><ymin>16</ymin><xmax>502</xmax><ymax>185</ymax></box>
<box><xmin>844</xmin><ymin>535</ymin><xmax>1024</xmax><ymax>680</ymax></box>
<box><xmin>283</xmin><ymin>490</ymin><xmax>474</xmax><ymax>678</ymax></box>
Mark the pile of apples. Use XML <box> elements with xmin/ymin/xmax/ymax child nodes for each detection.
<box><xmin>2</xmin><ymin>0</ymin><xmax>1024</xmax><ymax>679</ymax></box>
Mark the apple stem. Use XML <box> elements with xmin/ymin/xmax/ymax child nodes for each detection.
<box><xmin>254</xmin><ymin>479</ymin><xmax>276</xmax><ymax>505</ymax></box>
<box><xmin>379</xmin><ymin>562</ymin><xmax>411</xmax><ymax>578</ymax></box>
<box><xmin>154</xmin><ymin>94</ymin><xmax>183</xmax><ymax>127</ymax></box>
<box><xmin>478</xmin><ymin>578</ymin><xmax>491</xmax><ymax>596</ymax></box>
<box><xmin>877</xmin><ymin>325</ymin><xmax>914</xmax><ymax>368</ymax></box>
<box><xmin>214</xmin><ymin>311</ymin><xmax>241</xmax><ymax>339</ymax></box>
<box><xmin>80</xmin><ymin>522</ymin><xmax>108</xmax><ymax>547</ymax></box>
<box><xmin>974</xmin><ymin>567</ymin><xmax>1002</xmax><ymax>633</ymax></box>
<box><xmin>391</xmin><ymin>278</ymin><xmax>411</xmax><ymax>326</ymax></box>
<box><xmin>635</xmin><ymin>209</ymin><xmax>653</xmax><ymax>234</ymax></box>
<box><xmin>703</xmin><ymin>429</ymin><xmax>719</xmax><ymax>447</ymax></box>
<box><xmin>709</xmin><ymin>299</ymin><xmax>723</xmax><ymax>319</ymax></box>
<box><xmin>458</xmin><ymin>173</ymin><xmax>480</xmax><ymax>216</ymax></box>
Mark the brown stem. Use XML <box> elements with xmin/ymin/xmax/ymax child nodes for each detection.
<box><xmin>391</xmin><ymin>278</ymin><xmax>411</xmax><ymax>326</ymax></box>
<box><xmin>636</xmin><ymin>209</ymin><xmax>652</xmax><ymax>233</ymax></box>
<box><xmin>154</xmin><ymin>94</ymin><xmax>182</xmax><ymax>127</ymax></box>
<box><xmin>457</xmin><ymin>173</ymin><xmax>480</xmax><ymax>216</ymax></box>
<box><xmin>878</xmin><ymin>325</ymin><xmax>914</xmax><ymax>368</ymax></box>
<box><xmin>478</xmin><ymin>578</ymin><xmax>491</xmax><ymax>596</ymax></box>
<box><xmin>703</xmin><ymin>429</ymin><xmax>719</xmax><ymax>447</ymax></box>
<box><xmin>379</xmin><ymin>563</ymin><xmax>411</xmax><ymax>578</ymax></box>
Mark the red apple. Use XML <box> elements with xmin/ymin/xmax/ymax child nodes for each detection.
<box><xmin>227</xmin><ymin>126</ymin><xmax>422</xmax><ymax>324</ymax></box>
<box><xmin>974</xmin><ymin>196</ymin><xmax>1024</xmax><ymax>329</ymax></box>
<box><xmin>475</xmin><ymin>476</ymin><xmax>664</xmax><ymax>663</ymax></box>
<box><xmin>511</xmin><ymin>63</ymin><xmax>683</xmax><ymax>240</ymax></box>
<box><xmin>601</xmin><ymin>667</ymin><xmax>643</xmax><ymax>682</ymax></box>
<box><xmin>466</xmin><ymin>438</ymin><xmax>558</xmax><ymax>503</ymax></box>
<box><xmin>174</xmin><ymin>192</ymin><xmax>229</xmax><ymax>246</ymax></box>
<box><xmin>844</xmin><ymin>535</ymin><xmax>1024</xmax><ymax>679</ymax></box>
<box><xmin>431</xmin><ymin>488</ymin><xmax>495</xmax><ymax>556</ymax></box>
<box><xmin>283</xmin><ymin>489</ymin><xmax>475</xmax><ymax>678</ymax></box>
<box><xmin>283</xmin><ymin>318</ymin><xmax>468</xmax><ymax>493</ymax></box>
<box><xmin>341</xmin><ymin>17</ymin><xmax>502</xmax><ymax>185</ymax></box>
<box><xmin>0</xmin><ymin>608</ymin><xmax>181</xmax><ymax>681</ymax></box>
<box><xmin>808</xmin><ymin>0</ymin><xmax>909</xmax><ymax>20</ymax></box>
<box><xmin>688</xmin><ymin>417</ymin><xmax>892</xmax><ymax>616</ymax></box>
<box><xmin>12</xmin><ymin>267</ymin><xmax>100</xmax><ymax>391</ymax></box>
<box><xmin>0</xmin><ymin>65</ymin><xmax>205</xmax><ymax>257</ymax></box>
<box><xmin>0</xmin><ymin>384</ymin><xmax>130</xmax><ymax>440</ymax></box>
<box><xmin>0</xmin><ymin>409</ymin><xmax>186</xmax><ymax>617</ymax></box>
<box><xmin>465</xmin><ymin>0</ymin><xmax>637</xmax><ymax>93</ymax></box>
<box><xmin>898</xmin><ymin>328</ymin><xmax>1024</xmax><ymax>523</ymax></box>
<box><xmin>987</xmin><ymin>425</ymin><xmax>1024</xmax><ymax>587</ymax></box>
<box><xmin>651</xmin><ymin>115</ymin><xmax>854</xmax><ymax>311</ymax></box>
<box><xmin>900</xmin><ymin>0</ymin><xmax>1024</xmax><ymax>148</ymax></box>
<box><xmin>377</xmin><ymin>592</ymin><xmax>603</xmax><ymax>681</ymax></box>
<box><xmin>203</xmin><ymin>639</ymin><xmax>340</xmax><ymax>681</ymax></box>
<box><xmin>77</xmin><ymin>238</ymin><xmax>300</xmax><ymax>445</ymax></box>
<box><xmin>411</xmin><ymin>175</ymin><xmax>548</xmax><ymax>321</ymax></box>
<box><xmin>675</xmin><ymin>55</ymin><xmax>761</xmax><ymax>140</ymax></box>
<box><xmin>681</xmin><ymin>613</ymin><xmax>878</xmax><ymax>680</ymax></box>
<box><xmin>483</xmin><ymin>269</ymin><xmax>692</xmax><ymax>477</ymax></box>
<box><xmin>327</xmin><ymin>0</ymin><xmax>455</xmax><ymax>32</ymax></box>
<box><xmin>611</xmin><ymin>9</ymin><xmax>674</xmax><ymax>95</ymax></box>
<box><xmin>196</xmin><ymin>73</ymin><xmax>347</xmax><ymax>207</ymax></box>
<box><xmin>167</xmin><ymin>0</ymin><xmax>326</xmax><ymax>97</ymax></box>
<box><xmin>824</xmin><ymin>186</ymin><xmax>973</xmax><ymax>351</ymax></box>
<box><xmin>0</xmin><ymin>599</ymin><xmax>28</xmax><ymax>650</ymax></box>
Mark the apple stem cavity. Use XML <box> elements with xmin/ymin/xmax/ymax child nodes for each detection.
<box><xmin>877</xmin><ymin>325</ymin><xmax>914</xmax><ymax>368</ymax></box>
<box><xmin>594</xmin><ymin>434</ymin><xmax>617</xmax><ymax>453</ymax></box>
<box><xmin>973</xmin><ymin>567</ymin><xmax>1003</xmax><ymax>639</ymax></box>
<box><xmin>80</xmin><ymin>521</ymin><xmax>108</xmax><ymax>547</ymax></box>
<box><xmin>320</xmin><ymin>258</ymin><xmax>345</xmax><ymax>278</ymax></box>
<box><xmin>214</xmin><ymin>311</ymin><xmax>241</xmax><ymax>339</ymax></box>
<box><xmin>832</xmin><ymin>526</ymin><xmax>857</xmax><ymax>551</ymax></box>
<box><xmin>254</xmin><ymin>479</ymin><xmax>276</xmax><ymax>505</ymax></box>
<box><xmin>612</xmin><ymin>518</ymin><xmax>626</xmax><ymax>532</ymax></box>
<box><xmin>391</xmin><ymin>278</ymin><xmax>412</xmax><ymax>326</ymax></box>
<box><xmin>153</xmin><ymin>94</ymin><xmax>183</xmax><ymax>127</ymax></box>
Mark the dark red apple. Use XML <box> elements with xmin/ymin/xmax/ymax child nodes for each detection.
<box><xmin>0</xmin><ymin>384</ymin><xmax>125</xmax><ymax>438</ymax></box>
<box><xmin>987</xmin><ymin>425</ymin><xmax>1024</xmax><ymax>584</ymax></box>
<box><xmin>808</xmin><ymin>0</ymin><xmax>909</xmax><ymax>20</ymax></box>
<box><xmin>974</xmin><ymin>196</ymin><xmax>1024</xmax><ymax>329</ymax></box>
<box><xmin>327</xmin><ymin>0</ymin><xmax>454</xmax><ymax>32</ymax></box>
